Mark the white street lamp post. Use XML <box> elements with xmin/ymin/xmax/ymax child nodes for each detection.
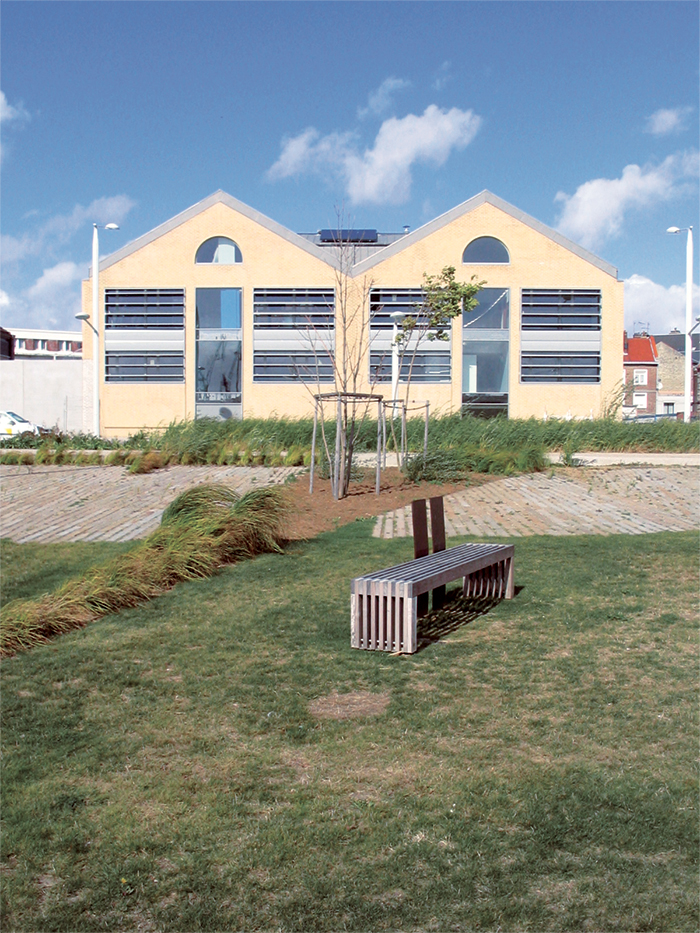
<box><xmin>77</xmin><ymin>223</ymin><xmax>119</xmax><ymax>437</ymax></box>
<box><xmin>667</xmin><ymin>225</ymin><xmax>694</xmax><ymax>422</ymax></box>
<box><xmin>390</xmin><ymin>310</ymin><xmax>404</xmax><ymax>418</ymax></box>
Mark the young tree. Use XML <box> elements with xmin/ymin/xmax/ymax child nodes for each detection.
<box><xmin>394</xmin><ymin>266</ymin><xmax>484</xmax><ymax>404</ymax></box>
<box><xmin>301</xmin><ymin>218</ymin><xmax>384</xmax><ymax>499</ymax></box>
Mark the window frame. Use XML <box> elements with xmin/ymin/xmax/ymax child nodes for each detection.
<box><xmin>105</xmin><ymin>351</ymin><xmax>185</xmax><ymax>383</ymax></box>
<box><xmin>462</xmin><ymin>236</ymin><xmax>510</xmax><ymax>264</ymax></box>
<box><xmin>195</xmin><ymin>237</ymin><xmax>243</xmax><ymax>265</ymax></box>
<box><xmin>521</xmin><ymin>289</ymin><xmax>601</xmax><ymax>331</ymax></box>
<box><xmin>520</xmin><ymin>351</ymin><xmax>601</xmax><ymax>384</ymax></box>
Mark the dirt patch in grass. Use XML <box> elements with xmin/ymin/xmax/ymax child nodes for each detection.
<box><xmin>308</xmin><ymin>690</ymin><xmax>391</xmax><ymax>720</ymax></box>
<box><xmin>280</xmin><ymin>468</ymin><xmax>491</xmax><ymax>540</ymax></box>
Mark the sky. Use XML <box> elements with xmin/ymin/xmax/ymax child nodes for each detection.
<box><xmin>1</xmin><ymin>0</ymin><xmax>698</xmax><ymax>336</ymax></box>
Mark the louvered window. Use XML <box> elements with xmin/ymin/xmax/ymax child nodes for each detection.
<box><xmin>105</xmin><ymin>289</ymin><xmax>185</xmax><ymax>328</ymax></box>
<box><xmin>521</xmin><ymin>290</ymin><xmax>601</xmax><ymax>330</ymax></box>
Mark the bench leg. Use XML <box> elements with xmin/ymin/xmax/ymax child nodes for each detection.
<box><xmin>505</xmin><ymin>555</ymin><xmax>514</xmax><ymax>599</ymax></box>
<box><xmin>351</xmin><ymin>590</ymin><xmax>360</xmax><ymax>648</ymax></box>
<box><xmin>404</xmin><ymin>592</ymin><xmax>417</xmax><ymax>654</ymax></box>
<box><xmin>432</xmin><ymin>583</ymin><xmax>446</xmax><ymax>610</ymax></box>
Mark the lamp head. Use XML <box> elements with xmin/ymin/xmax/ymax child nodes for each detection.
<box><xmin>75</xmin><ymin>312</ymin><xmax>90</xmax><ymax>321</ymax></box>
<box><xmin>104</xmin><ymin>223</ymin><xmax>120</xmax><ymax>231</ymax></box>
<box><xmin>666</xmin><ymin>227</ymin><xmax>681</xmax><ymax>234</ymax></box>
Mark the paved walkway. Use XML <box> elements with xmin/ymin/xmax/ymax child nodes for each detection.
<box><xmin>373</xmin><ymin>466</ymin><xmax>699</xmax><ymax>539</ymax></box>
<box><xmin>1</xmin><ymin>463</ymin><xmax>697</xmax><ymax>544</ymax></box>
<box><xmin>0</xmin><ymin>464</ymin><xmax>301</xmax><ymax>544</ymax></box>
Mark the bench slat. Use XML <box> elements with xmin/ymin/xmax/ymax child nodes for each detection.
<box><xmin>354</xmin><ymin>543</ymin><xmax>510</xmax><ymax>584</ymax></box>
<box><xmin>351</xmin><ymin>540</ymin><xmax>514</xmax><ymax>654</ymax></box>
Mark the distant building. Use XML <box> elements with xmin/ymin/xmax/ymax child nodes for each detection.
<box><xmin>652</xmin><ymin>332</ymin><xmax>700</xmax><ymax>419</ymax></box>
<box><xmin>0</xmin><ymin>328</ymin><xmax>14</xmax><ymax>361</ymax></box>
<box><xmin>623</xmin><ymin>333</ymin><xmax>658</xmax><ymax>417</ymax></box>
<box><xmin>0</xmin><ymin>328</ymin><xmax>84</xmax><ymax>432</ymax></box>
<box><xmin>11</xmin><ymin>328</ymin><xmax>83</xmax><ymax>359</ymax></box>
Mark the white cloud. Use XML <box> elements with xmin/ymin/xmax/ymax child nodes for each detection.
<box><xmin>268</xmin><ymin>105</ymin><xmax>481</xmax><ymax>205</ymax></box>
<box><xmin>357</xmin><ymin>77</ymin><xmax>411</xmax><ymax>119</ymax></box>
<box><xmin>0</xmin><ymin>90</ymin><xmax>30</xmax><ymax>163</ymax></box>
<box><xmin>624</xmin><ymin>273</ymin><xmax>700</xmax><ymax>334</ymax></box>
<box><xmin>25</xmin><ymin>261</ymin><xmax>84</xmax><ymax>300</ymax></box>
<box><xmin>555</xmin><ymin>151</ymin><xmax>699</xmax><ymax>250</ymax></box>
<box><xmin>645</xmin><ymin>106</ymin><xmax>693</xmax><ymax>136</ymax></box>
<box><xmin>0</xmin><ymin>90</ymin><xmax>29</xmax><ymax>125</ymax></box>
<box><xmin>432</xmin><ymin>61</ymin><xmax>452</xmax><ymax>91</ymax></box>
<box><xmin>1</xmin><ymin>195</ymin><xmax>136</xmax><ymax>265</ymax></box>
<box><xmin>2</xmin><ymin>262</ymin><xmax>86</xmax><ymax>331</ymax></box>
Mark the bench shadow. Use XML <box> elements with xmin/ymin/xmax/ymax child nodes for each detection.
<box><xmin>415</xmin><ymin>588</ymin><xmax>510</xmax><ymax>651</ymax></box>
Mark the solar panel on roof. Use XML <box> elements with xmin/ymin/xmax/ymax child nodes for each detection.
<box><xmin>318</xmin><ymin>229</ymin><xmax>378</xmax><ymax>243</ymax></box>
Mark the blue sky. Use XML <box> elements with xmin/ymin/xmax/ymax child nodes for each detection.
<box><xmin>1</xmin><ymin>0</ymin><xmax>698</xmax><ymax>335</ymax></box>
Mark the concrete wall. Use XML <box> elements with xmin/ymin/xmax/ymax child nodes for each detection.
<box><xmin>0</xmin><ymin>359</ymin><xmax>84</xmax><ymax>432</ymax></box>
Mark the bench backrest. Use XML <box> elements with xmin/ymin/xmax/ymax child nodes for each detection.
<box><xmin>411</xmin><ymin>496</ymin><xmax>446</xmax><ymax>559</ymax></box>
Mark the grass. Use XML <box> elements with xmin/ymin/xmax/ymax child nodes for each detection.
<box><xmin>2</xmin><ymin>414</ymin><xmax>697</xmax><ymax>463</ymax></box>
<box><xmin>0</xmin><ymin>524</ymin><xmax>697</xmax><ymax>931</ymax></box>
<box><xmin>0</xmin><ymin>486</ymin><xmax>287</xmax><ymax>657</ymax></box>
<box><xmin>0</xmin><ymin>540</ymin><xmax>137</xmax><ymax>604</ymax></box>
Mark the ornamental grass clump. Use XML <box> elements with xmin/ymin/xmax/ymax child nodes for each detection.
<box><xmin>0</xmin><ymin>484</ymin><xmax>287</xmax><ymax>656</ymax></box>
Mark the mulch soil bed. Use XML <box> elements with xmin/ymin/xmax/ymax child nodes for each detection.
<box><xmin>279</xmin><ymin>467</ymin><xmax>498</xmax><ymax>540</ymax></box>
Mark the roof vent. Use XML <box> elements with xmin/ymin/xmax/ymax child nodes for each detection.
<box><xmin>403</xmin><ymin>225</ymin><xmax>410</xmax><ymax>235</ymax></box>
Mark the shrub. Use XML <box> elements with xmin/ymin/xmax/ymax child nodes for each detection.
<box><xmin>105</xmin><ymin>450</ymin><xmax>128</xmax><ymax>467</ymax></box>
<box><xmin>403</xmin><ymin>450</ymin><xmax>468</xmax><ymax>483</ymax></box>
<box><xmin>128</xmin><ymin>450</ymin><xmax>164</xmax><ymax>474</ymax></box>
<box><xmin>284</xmin><ymin>445</ymin><xmax>306</xmax><ymax>466</ymax></box>
<box><xmin>0</xmin><ymin>484</ymin><xmax>287</xmax><ymax>656</ymax></box>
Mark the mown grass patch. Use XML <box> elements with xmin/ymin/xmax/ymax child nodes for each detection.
<box><xmin>0</xmin><ymin>486</ymin><xmax>286</xmax><ymax>656</ymax></box>
<box><xmin>0</xmin><ymin>526</ymin><xmax>697</xmax><ymax>931</ymax></box>
<box><xmin>0</xmin><ymin>540</ymin><xmax>136</xmax><ymax>604</ymax></box>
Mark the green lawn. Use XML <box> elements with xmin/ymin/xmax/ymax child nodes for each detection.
<box><xmin>1</xmin><ymin>525</ymin><xmax>697</xmax><ymax>931</ymax></box>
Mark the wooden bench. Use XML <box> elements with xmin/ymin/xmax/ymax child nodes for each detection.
<box><xmin>351</xmin><ymin>497</ymin><xmax>514</xmax><ymax>654</ymax></box>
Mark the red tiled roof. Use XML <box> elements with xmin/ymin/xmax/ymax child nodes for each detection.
<box><xmin>624</xmin><ymin>336</ymin><xmax>658</xmax><ymax>364</ymax></box>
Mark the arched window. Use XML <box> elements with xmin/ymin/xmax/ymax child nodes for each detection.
<box><xmin>462</xmin><ymin>236</ymin><xmax>509</xmax><ymax>264</ymax></box>
<box><xmin>195</xmin><ymin>237</ymin><xmax>242</xmax><ymax>264</ymax></box>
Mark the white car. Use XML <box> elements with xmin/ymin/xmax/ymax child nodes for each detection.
<box><xmin>0</xmin><ymin>411</ymin><xmax>41</xmax><ymax>436</ymax></box>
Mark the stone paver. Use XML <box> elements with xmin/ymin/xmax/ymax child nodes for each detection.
<box><xmin>0</xmin><ymin>464</ymin><xmax>301</xmax><ymax>544</ymax></box>
<box><xmin>1</xmin><ymin>463</ymin><xmax>697</xmax><ymax>545</ymax></box>
<box><xmin>374</xmin><ymin>466</ymin><xmax>699</xmax><ymax>539</ymax></box>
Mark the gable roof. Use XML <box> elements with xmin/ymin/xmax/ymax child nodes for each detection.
<box><xmin>624</xmin><ymin>335</ymin><xmax>658</xmax><ymax>364</ymax></box>
<box><xmin>94</xmin><ymin>189</ymin><xmax>619</xmax><ymax>280</ymax></box>
<box><xmin>351</xmin><ymin>190</ymin><xmax>619</xmax><ymax>279</ymax></box>
<box><xmin>96</xmin><ymin>190</ymin><xmax>342</xmax><ymax>275</ymax></box>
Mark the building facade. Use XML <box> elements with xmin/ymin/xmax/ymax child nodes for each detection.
<box><xmin>80</xmin><ymin>190</ymin><xmax>624</xmax><ymax>437</ymax></box>
<box><xmin>11</xmin><ymin>328</ymin><xmax>83</xmax><ymax>359</ymax></box>
<box><xmin>623</xmin><ymin>334</ymin><xmax>658</xmax><ymax>417</ymax></box>
<box><xmin>652</xmin><ymin>332</ymin><xmax>700</xmax><ymax>419</ymax></box>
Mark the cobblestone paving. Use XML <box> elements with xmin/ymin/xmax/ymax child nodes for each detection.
<box><xmin>374</xmin><ymin>466</ymin><xmax>699</xmax><ymax>539</ymax></box>
<box><xmin>0</xmin><ymin>464</ymin><xmax>301</xmax><ymax>544</ymax></box>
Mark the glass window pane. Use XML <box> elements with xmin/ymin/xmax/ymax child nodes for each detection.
<box><xmin>196</xmin><ymin>340</ymin><xmax>242</xmax><ymax>394</ymax></box>
<box><xmin>195</xmin><ymin>237</ymin><xmax>242</xmax><ymax>264</ymax></box>
<box><xmin>196</xmin><ymin>289</ymin><xmax>242</xmax><ymax>330</ymax></box>
<box><xmin>462</xmin><ymin>341</ymin><xmax>509</xmax><ymax>393</ymax></box>
<box><xmin>462</xmin><ymin>237</ymin><xmax>509</xmax><ymax>263</ymax></box>
<box><xmin>464</xmin><ymin>288</ymin><xmax>509</xmax><ymax>329</ymax></box>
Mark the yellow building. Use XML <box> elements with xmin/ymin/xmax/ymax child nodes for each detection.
<box><xmin>81</xmin><ymin>190</ymin><xmax>624</xmax><ymax>437</ymax></box>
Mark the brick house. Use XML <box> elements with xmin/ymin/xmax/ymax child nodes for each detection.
<box><xmin>623</xmin><ymin>333</ymin><xmax>658</xmax><ymax>417</ymax></box>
